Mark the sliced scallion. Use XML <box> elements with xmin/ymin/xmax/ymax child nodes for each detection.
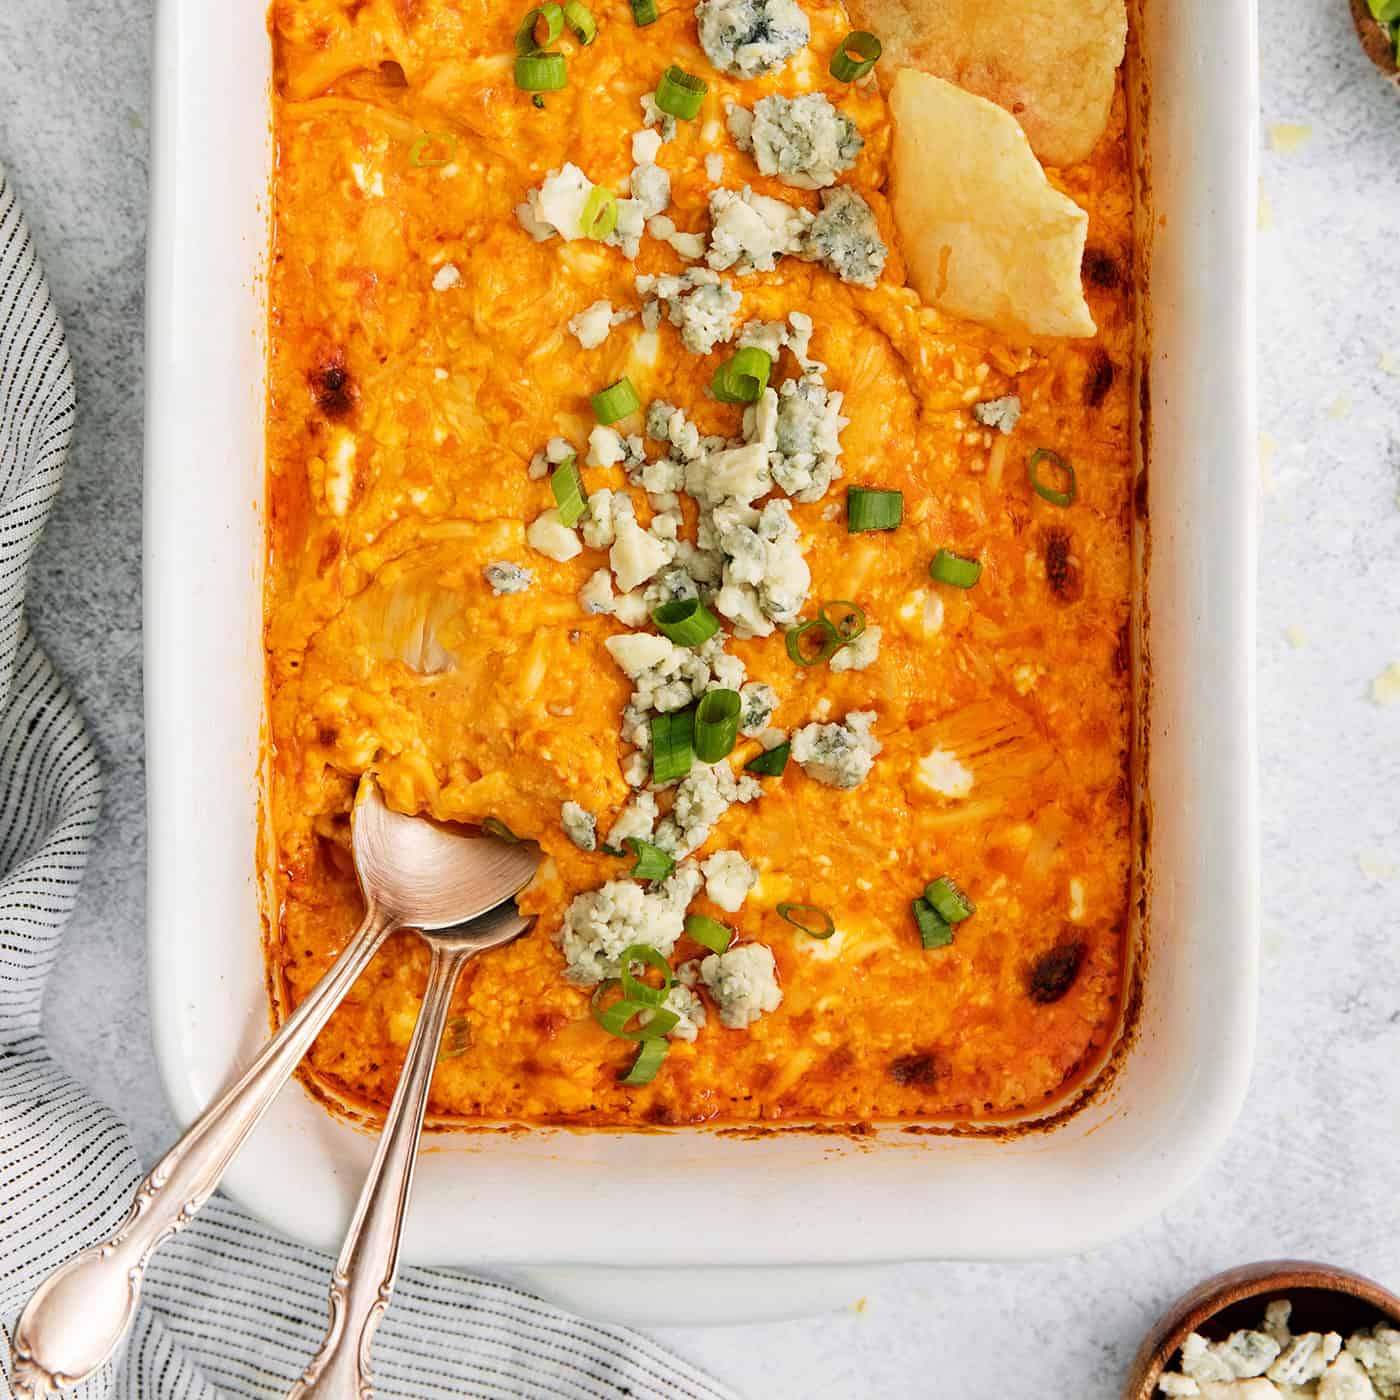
<box><xmin>410</xmin><ymin>132</ymin><xmax>458</xmax><ymax>168</ymax></box>
<box><xmin>684</xmin><ymin>913</ymin><xmax>733</xmax><ymax>955</ymax></box>
<box><xmin>655</xmin><ymin>65</ymin><xmax>708</xmax><ymax>120</ymax></box>
<box><xmin>819</xmin><ymin>599</ymin><xmax>865</xmax><ymax>643</ymax></box>
<box><xmin>653</xmin><ymin>596</ymin><xmax>719</xmax><ymax>646</ymax></box>
<box><xmin>830</xmin><ymin>30</ymin><xmax>881</xmax><ymax>82</ymax></box>
<box><xmin>591</xmin><ymin>375</ymin><xmax>640</xmax><ymax>424</ymax></box>
<box><xmin>516</xmin><ymin>2</ymin><xmax>564</xmax><ymax>52</ymax></box>
<box><xmin>924</xmin><ymin>876</ymin><xmax>975</xmax><ymax>924</ymax></box>
<box><xmin>482</xmin><ymin>817</ymin><xmax>520</xmax><ymax>843</ymax></box>
<box><xmin>629</xmin><ymin>0</ymin><xmax>658</xmax><ymax>24</ymax></box>
<box><xmin>744</xmin><ymin>741</ymin><xmax>790</xmax><ymax>777</ymax></box>
<box><xmin>563</xmin><ymin>0</ymin><xmax>597</xmax><ymax>43</ymax></box>
<box><xmin>550</xmin><ymin>456</ymin><xmax>587</xmax><ymax>526</ymax></box>
<box><xmin>778</xmin><ymin>902</ymin><xmax>836</xmax><ymax>939</ymax></box>
<box><xmin>694</xmin><ymin>688</ymin><xmax>741</xmax><ymax>762</ymax></box>
<box><xmin>590</xmin><ymin>980</ymin><xmax>678</xmax><ymax>1040</ymax></box>
<box><xmin>929</xmin><ymin>548</ymin><xmax>983</xmax><ymax>589</ymax></box>
<box><xmin>619</xmin><ymin>943</ymin><xmax>674</xmax><ymax>1005</ymax></box>
<box><xmin>912</xmin><ymin>897</ymin><xmax>953</xmax><ymax>949</ymax></box>
<box><xmin>619</xmin><ymin>1037</ymin><xmax>668</xmax><ymax>1084</ymax></box>
<box><xmin>438</xmin><ymin>1015</ymin><xmax>471</xmax><ymax>1061</ymax></box>
<box><xmin>625</xmin><ymin>837</ymin><xmax>675</xmax><ymax>882</ymax></box>
<box><xmin>785</xmin><ymin>617</ymin><xmax>841</xmax><ymax>668</ymax></box>
<box><xmin>1028</xmin><ymin>448</ymin><xmax>1076</xmax><ymax>507</ymax></box>
<box><xmin>578</xmin><ymin>185</ymin><xmax>619</xmax><ymax>240</ymax></box>
<box><xmin>711</xmin><ymin>346</ymin><xmax>771</xmax><ymax>404</ymax></box>
<box><xmin>515</xmin><ymin>51</ymin><xmax>567</xmax><ymax>91</ymax></box>
<box><xmin>847</xmin><ymin>486</ymin><xmax>903</xmax><ymax>532</ymax></box>
<box><xmin>650</xmin><ymin>708</ymin><xmax>694</xmax><ymax>784</ymax></box>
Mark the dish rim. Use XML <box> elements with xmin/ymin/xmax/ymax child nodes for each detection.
<box><xmin>143</xmin><ymin>0</ymin><xmax>1260</xmax><ymax>1287</ymax></box>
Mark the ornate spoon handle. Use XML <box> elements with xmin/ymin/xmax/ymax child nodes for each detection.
<box><xmin>288</xmin><ymin>910</ymin><xmax>528</xmax><ymax>1400</ymax></box>
<box><xmin>9</xmin><ymin>905</ymin><xmax>398</xmax><ymax>1398</ymax></box>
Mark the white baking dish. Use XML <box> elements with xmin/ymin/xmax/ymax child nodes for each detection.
<box><xmin>144</xmin><ymin>0</ymin><xmax>1258</xmax><ymax>1326</ymax></box>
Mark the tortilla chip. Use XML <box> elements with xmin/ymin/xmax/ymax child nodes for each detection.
<box><xmin>889</xmin><ymin>70</ymin><xmax>1095</xmax><ymax>340</ymax></box>
<box><xmin>846</xmin><ymin>0</ymin><xmax>1126</xmax><ymax>167</ymax></box>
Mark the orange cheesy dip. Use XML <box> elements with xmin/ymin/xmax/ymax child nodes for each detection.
<box><xmin>264</xmin><ymin>0</ymin><xmax>1136</xmax><ymax>1126</ymax></box>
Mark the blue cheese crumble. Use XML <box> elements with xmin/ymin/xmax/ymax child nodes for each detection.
<box><xmin>972</xmin><ymin>394</ymin><xmax>1023</xmax><ymax>434</ymax></box>
<box><xmin>701</xmin><ymin>849</ymin><xmax>759</xmax><ymax>911</ymax></box>
<box><xmin>791</xmin><ymin>709</ymin><xmax>881</xmax><ymax>789</ymax></box>
<box><xmin>558</xmin><ymin>864</ymin><xmax>703</xmax><ymax>984</ymax></box>
<box><xmin>696</xmin><ymin>0</ymin><xmax>810</xmax><ymax>79</ymax></box>
<box><xmin>727</xmin><ymin>94</ymin><xmax>863</xmax><ymax>189</ymax></box>
<box><xmin>706</xmin><ymin>186</ymin><xmax>812</xmax><ymax>274</ymax></box>
<box><xmin>699</xmin><ymin>942</ymin><xmax>783</xmax><ymax>1027</ymax></box>
<box><xmin>483</xmin><ymin>562</ymin><xmax>533</xmax><ymax>595</ymax></box>
<box><xmin>801</xmin><ymin>186</ymin><xmax>887</xmax><ymax>287</ymax></box>
<box><xmin>560</xmin><ymin>800</ymin><xmax>597</xmax><ymax>851</ymax></box>
<box><xmin>637</xmin><ymin>269</ymin><xmax>742</xmax><ymax>354</ymax></box>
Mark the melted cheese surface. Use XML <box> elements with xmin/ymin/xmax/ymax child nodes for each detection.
<box><xmin>265</xmin><ymin>0</ymin><xmax>1136</xmax><ymax>1127</ymax></box>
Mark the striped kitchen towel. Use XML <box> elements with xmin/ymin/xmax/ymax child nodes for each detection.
<box><xmin>0</xmin><ymin>164</ymin><xmax>737</xmax><ymax>1400</ymax></box>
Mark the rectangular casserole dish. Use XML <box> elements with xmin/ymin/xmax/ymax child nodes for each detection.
<box><xmin>144</xmin><ymin>0</ymin><xmax>1259</xmax><ymax>1316</ymax></box>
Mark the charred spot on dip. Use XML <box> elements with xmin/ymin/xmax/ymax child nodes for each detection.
<box><xmin>1040</xmin><ymin>525</ymin><xmax>1084</xmax><ymax>603</ymax></box>
<box><xmin>1084</xmin><ymin>347</ymin><xmax>1115</xmax><ymax>407</ymax></box>
<box><xmin>888</xmin><ymin>1052</ymin><xmax>941</xmax><ymax>1087</ymax></box>
<box><xmin>1026</xmin><ymin>941</ymin><xmax>1087</xmax><ymax>1004</ymax></box>
<box><xmin>309</xmin><ymin>353</ymin><xmax>356</xmax><ymax>418</ymax></box>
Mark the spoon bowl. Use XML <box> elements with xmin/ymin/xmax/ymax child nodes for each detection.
<box><xmin>352</xmin><ymin>779</ymin><xmax>539</xmax><ymax>928</ymax></box>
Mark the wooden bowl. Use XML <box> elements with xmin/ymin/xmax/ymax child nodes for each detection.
<box><xmin>1350</xmin><ymin>0</ymin><xmax>1400</xmax><ymax>85</ymax></box>
<box><xmin>1123</xmin><ymin>1260</ymin><xmax>1400</xmax><ymax>1400</ymax></box>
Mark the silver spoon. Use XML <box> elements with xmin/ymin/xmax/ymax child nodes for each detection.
<box><xmin>285</xmin><ymin>898</ymin><xmax>534</xmax><ymax>1398</ymax></box>
<box><xmin>9</xmin><ymin>776</ymin><xmax>539</xmax><ymax>1399</ymax></box>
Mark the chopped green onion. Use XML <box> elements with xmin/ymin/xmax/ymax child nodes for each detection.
<box><xmin>563</xmin><ymin>0</ymin><xmax>597</xmax><ymax>43</ymax></box>
<box><xmin>438</xmin><ymin>1015</ymin><xmax>471</xmax><ymax>1061</ymax></box>
<box><xmin>929</xmin><ymin>549</ymin><xmax>983</xmax><ymax>589</ymax></box>
<box><xmin>481</xmin><ymin>817</ymin><xmax>520</xmax><ymax>843</ymax></box>
<box><xmin>684</xmin><ymin>913</ymin><xmax>733</xmax><ymax>955</ymax></box>
<box><xmin>778</xmin><ymin>902</ymin><xmax>836</xmax><ymax>939</ymax></box>
<box><xmin>653</xmin><ymin>596</ymin><xmax>720</xmax><ymax>646</ymax></box>
<box><xmin>532</xmin><ymin>93</ymin><xmax>547</xmax><ymax>109</ymax></box>
<box><xmin>744</xmin><ymin>740</ymin><xmax>790</xmax><ymax>777</ymax></box>
<box><xmin>619</xmin><ymin>943</ymin><xmax>674</xmax><ymax>1005</ymax></box>
<box><xmin>912</xmin><ymin>897</ymin><xmax>953</xmax><ymax>949</ymax></box>
<box><xmin>655</xmin><ymin>65</ymin><xmax>708</xmax><ymax>120</ymax></box>
<box><xmin>550</xmin><ymin>456</ymin><xmax>587</xmax><ymax>526</ymax></box>
<box><xmin>625</xmin><ymin>837</ymin><xmax>675</xmax><ymax>882</ymax></box>
<box><xmin>410</xmin><ymin>132</ymin><xmax>458</xmax><ymax>168</ymax></box>
<box><xmin>630</xmin><ymin>0</ymin><xmax>658</xmax><ymax>24</ymax></box>
<box><xmin>590</xmin><ymin>376</ymin><xmax>640</xmax><ymax>424</ymax></box>
<box><xmin>515</xmin><ymin>52</ymin><xmax>567</xmax><ymax>91</ymax></box>
<box><xmin>924</xmin><ymin>876</ymin><xmax>975</xmax><ymax>924</ymax></box>
<box><xmin>578</xmin><ymin>185</ymin><xmax>619</xmax><ymax>240</ymax></box>
<box><xmin>785</xmin><ymin>617</ymin><xmax>841</xmax><ymax>668</ymax></box>
<box><xmin>516</xmin><ymin>2</ymin><xmax>564</xmax><ymax>52</ymax></box>
<box><xmin>1028</xmin><ymin>448</ymin><xmax>1076</xmax><ymax>507</ymax></box>
<box><xmin>590</xmin><ymin>981</ymin><xmax>678</xmax><ymax>1040</ymax></box>
<box><xmin>619</xmin><ymin>1037</ymin><xmax>668</xmax><ymax>1084</ymax></box>
<box><xmin>847</xmin><ymin>486</ymin><xmax>903</xmax><ymax>532</ymax></box>
<box><xmin>819</xmin><ymin>599</ymin><xmax>865</xmax><ymax>643</ymax></box>
<box><xmin>710</xmin><ymin>346</ymin><xmax>771</xmax><ymax>404</ymax></box>
<box><xmin>830</xmin><ymin>30</ymin><xmax>882</xmax><ymax>82</ymax></box>
<box><xmin>694</xmin><ymin>688</ymin><xmax>742</xmax><ymax>763</ymax></box>
<box><xmin>650</xmin><ymin>708</ymin><xmax>693</xmax><ymax>784</ymax></box>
